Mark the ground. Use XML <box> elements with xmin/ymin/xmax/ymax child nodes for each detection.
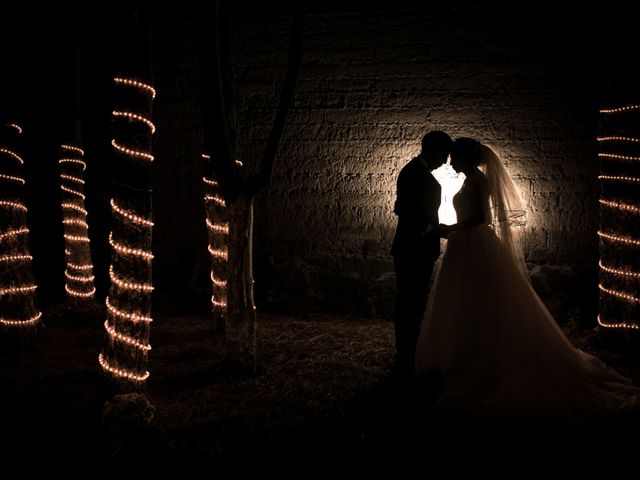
<box><xmin>1</xmin><ymin>301</ymin><xmax>640</xmax><ymax>475</ymax></box>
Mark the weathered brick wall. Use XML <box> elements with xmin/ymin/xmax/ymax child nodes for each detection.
<box><xmin>152</xmin><ymin>4</ymin><xmax>600</xmax><ymax>318</ymax></box>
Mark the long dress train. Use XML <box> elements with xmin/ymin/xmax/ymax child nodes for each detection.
<box><xmin>415</xmin><ymin>191</ymin><xmax>640</xmax><ymax>419</ymax></box>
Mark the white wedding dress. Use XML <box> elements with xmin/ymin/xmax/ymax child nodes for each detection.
<box><xmin>415</xmin><ymin>171</ymin><xmax>640</xmax><ymax>420</ymax></box>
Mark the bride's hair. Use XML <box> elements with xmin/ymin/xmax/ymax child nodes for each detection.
<box><xmin>450</xmin><ymin>137</ymin><xmax>483</xmax><ymax>167</ymax></box>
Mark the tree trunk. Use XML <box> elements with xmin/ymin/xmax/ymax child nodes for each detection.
<box><xmin>0</xmin><ymin>123</ymin><xmax>43</xmax><ymax>337</ymax></box>
<box><xmin>99</xmin><ymin>6</ymin><xmax>155</xmax><ymax>393</ymax></box>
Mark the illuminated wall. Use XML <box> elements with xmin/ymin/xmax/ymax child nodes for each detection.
<box><xmin>150</xmin><ymin>4</ymin><xmax>600</xmax><ymax>318</ymax></box>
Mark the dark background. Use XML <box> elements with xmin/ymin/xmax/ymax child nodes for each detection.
<box><xmin>0</xmin><ymin>0</ymin><xmax>631</xmax><ymax>321</ymax></box>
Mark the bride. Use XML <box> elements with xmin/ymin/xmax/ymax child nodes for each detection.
<box><xmin>415</xmin><ymin>137</ymin><xmax>640</xmax><ymax>419</ymax></box>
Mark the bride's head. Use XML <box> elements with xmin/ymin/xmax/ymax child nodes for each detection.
<box><xmin>450</xmin><ymin>137</ymin><xmax>483</xmax><ymax>174</ymax></box>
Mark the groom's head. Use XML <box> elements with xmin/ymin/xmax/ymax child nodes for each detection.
<box><xmin>420</xmin><ymin>131</ymin><xmax>452</xmax><ymax>171</ymax></box>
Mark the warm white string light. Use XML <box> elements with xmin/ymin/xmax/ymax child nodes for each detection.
<box><xmin>600</xmin><ymin>104</ymin><xmax>640</xmax><ymax>114</ymax></box>
<box><xmin>0</xmin><ymin>285</ymin><xmax>37</xmax><ymax>296</ymax></box>
<box><xmin>111</xmin><ymin>139</ymin><xmax>154</xmax><ymax>162</ymax></box>
<box><xmin>106</xmin><ymin>296</ymin><xmax>153</xmax><ymax>323</ymax></box>
<box><xmin>112</xmin><ymin>111</ymin><xmax>156</xmax><ymax>134</ymax></box>
<box><xmin>98</xmin><ymin>353</ymin><xmax>150</xmax><ymax>382</ymax></box>
<box><xmin>203</xmin><ymin>177</ymin><xmax>218</xmax><ymax>187</ymax></box>
<box><xmin>598</xmin><ymin>152</ymin><xmax>640</xmax><ymax>162</ymax></box>
<box><xmin>7</xmin><ymin>124</ymin><xmax>22</xmax><ymax>134</ymax></box>
<box><xmin>65</xmin><ymin>285</ymin><xmax>96</xmax><ymax>298</ymax></box>
<box><xmin>0</xmin><ymin>254</ymin><xmax>32</xmax><ymax>263</ymax></box>
<box><xmin>110</xmin><ymin>199</ymin><xmax>154</xmax><ymax>227</ymax></box>
<box><xmin>0</xmin><ymin>311</ymin><xmax>42</xmax><ymax>327</ymax></box>
<box><xmin>208</xmin><ymin>246</ymin><xmax>229</xmax><ymax>260</ymax></box>
<box><xmin>108</xmin><ymin>233</ymin><xmax>154</xmax><ymax>260</ymax></box>
<box><xmin>67</xmin><ymin>260</ymin><xmax>93</xmax><ymax>270</ymax></box>
<box><xmin>211</xmin><ymin>297</ymin><xmax>227</xmax><ymax>308</ymax></box>
<box><xmin>599</xmin><ymin>260</ymin><xmax>640</xmax><ymax>279</ymax></box>
<box><xmin>0</xmin><ymin>148</ymin><xmax>24</xmax><ymax>164</ymax></box>
<box><xmin>109</xmin><ymin>265</ymin><xmax>154</xmax><ymax>292</ymax></box>
<box><xmin>598</xmin><ymin>230</ymin><xmax>640</xmax><ymax>247</ymax></box>
<box><xmin>60</xmin><ymin>144</ymin><xmax>85</xmax><ymax>155</ymax></box>
<box><xmin>599</xmin><ymin>198</ymin><xmax>640</xmax><ymax>214</ymax></box>
<box><xmin>59</xmin><ymin>158</ymin><xmax>86</xmax><ymax>171</ymax></box>
<box><xmin>64</xmin><ymin>271</ymin><xmax>95</xmax><ymax>282</ymax></box>
<box><xmin>60</xmin><ymin>174</ymin><xmax>85</xmax><ymax>185</ymax></box>
<box><xmin>0</xmin><ymin>200</ymin><xmax>27</xmax><ymax>212</ymax></box>
<box><xmin>113</xmin><ymin>77</ymin><xmax>156</xmax><ymax>99</ymax></box>
<box><xmin>0</xmin><ymin>227</ymin><xmax>29</xmax><ymax>242</ymax></box>
<box><xmin>62</xmin><ymin>203</ymin><xmax>88</xmax><ymax>216</ymax></box>
<box><xmin>0</xmin><ymin>173</ymin><xmax>25</xmax><ymax>185</ymax></box>
<box><xmin>598</xmin><ymin>175</ymin><xmax>640</xmax><ymax>184</ymax></box>
<box><xmin>597</xmin><ymin>136</ymin><xmax>640</xmax><ymax>143</ymax></box>
<box><xmin>204</xmin><ymin>194</ymin><xmax>226</xmax><ymax>207</ymax></box>
<box><xmin>61</xmin><ymin>184</ymin><xmax>86</xmax><ymax>200</ymax></box>
<box><xmin>599</xmin><ymin>284</ymin><xmax>640</xmax><ymax>304</ymax></box>
<box><xmin>103</xmin><ymin>320</ymin><xmax>152</xmax><ymax>352</ymax></box>
<box><xmin>64</xmin><ymin>233</ymin><xmax>90</xmax><ymax>243</ymax></box>
<box><xmin>63</xmin><ymin>219</ymin><xmax>89</xmax><ymax>229</ymax></box>
<box><xmin>206</xmin><ymin>218</ymin><xmax>229</xmax><ymax>234</ymax></box>
<box><xmin>210</xmin><ymin>272</ymin><xmax>227</xmax><ymax>287</ymax></box>
<box><xmin>597</xmin><ymin>315</ymin><xmax>639</xmax><ymax>330</ymax></box>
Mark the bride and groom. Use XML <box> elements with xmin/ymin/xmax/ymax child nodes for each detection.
<box><xmin>391</xmin><ymin>131</ymin><xmax>640</xmax><ymax>418</ymax></box>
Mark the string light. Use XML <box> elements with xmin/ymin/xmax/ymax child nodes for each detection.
<box><xmin>109</xmin><ymin>265</ymin><xmax>154</xmax><ymax>292</ymax></box>
<box><xmin>599</xmin><ymin>284</ymin><xmax>640</xmax><ymax>304</ymax></box>
<box><xmin>60</xmin><ymin>174</ymin><xmax>85</xmax><ymax>185</ymax></box>
<box><xmin>600</xmin><ymin>104</ymin><xmax>640</xmax><ymax>114</ymax></box>
<box><xmin>0</xmin><ymin>312</ymin><xmax>42</xmax><ymax>327</ymax></box>
<box><xmin>597</xmin><ymin>315</ymin><xmax>639</xmax><ymax>330</ymax></box>
<box><xmin>62</xmin><ymin>203</ymin><xmax>88</xmax><ymax>216</ymax></box>
<box><xmin>109</xmin><ymin>233</ymin><xmax>154</xmax><ymax>260</ymax></box>
<box><xmin>204</xmin><ymin>194</ymin><xmax>226</xmax><ymax>207</ymax></box>
<box><xmin>597</xmin><ymin>136</ymin><xmax>640</xmax><ymax>143</ymax></box>
<box><xmin>0</xmin><ymin>200</ymin><xmax>27</xmax><ymax>212</ymax></box>
<box><xmin>598</xmin><ymin>175</ymin><xmax>640</xmax><ymax>184</ymax></box>
<box><xmin>211</xmin><ymin>298</ymin><xmax>227</xmax><ymax>308</ymax></box>
<box><xmin>65</xmin><ymin>285</ymin><xmax>96</xmax><ymax>298</ymax></box>
<box><xmin>106</xmin><ymin>297</ymin><xmax>153</xmax><ymax>323</ymax></box>
<box><xmin>103</xmin><ymin>320</ymin><xmax>151</xmax><ymax>352</ymax></box>
<box><xmin>0</xmin><ymin>285</ymin><xmax>37</xmax><ymax>296</ymax></box>
<box><xmin>112</xmin><ymin>111</ymin><xmax>156</xmax><ymax>134</ymax></box>
<box><xmin>598</xmin><ymin>152</ymin><xmax>640</xmax><ymax>162</ymax></box>
<box><xmin>63</xmin><ymin>219</ymin><xmax>89</xmax><ymax>229</ymax></box>
<box><xmin>59</xmin><ymin>158</ymin><xmax>86</xmax><ymax>171</ymax></box>
<box><xmin>203</xmin><ymin>177</ymin><xmax>218</xmax><ymax>187</ymax></box>
<box><xmin>208</xmin><ymin>246</ymin><xmax>228</xmax><ymax>260</ymax></box>
<box><xmin>0</xmin><ymin>148</ymin><xmax>24</xmax><ymax>164</ymax></box>
<box><xmin>210</xmin><ymin>273</ymin><xmax>227</xmax><ymax>287</ymax></box>
<box><xmin>6</xmin><ymin>123</ymin><xmax>22</xmax><ymax>134</ymax></box>
<box><xmin>206</xmin><ymin>218</ymin><xmax>229</xmax><ymax>234</ymax></box>
<box><xmin>98</xmin><ymin>353</ymin><xmax>149</xmax><ymax>382</ymax></box>
<box><xmin>599</xmin><ymin>198</ymin><xmax>640</xmax><ymax>214</ymax></box>
<box><xmin>599</xmin><ymin>260</ymin><xmax>640</xmax><ymax>279</ymax></box>
<box><xmin>64</xmin><ymin>233</ymin><xmax>90</xmax><ymax>243</ymax></box>
<box><xmin>0</xmin><ymin>173</ymin><xmax>25</xmax><ymax>185</ymax></box>
<box><xmin>0</xmin><ymin>254</ymin><xmax>32</xmax><ymax>263</ymax></box>
<box><xmin>113</xmin><ymin>77</ymin><xmax>156</xmax><ymax>99</ymax></box>
<box><xmin>67</xmin><ymin>260</ymin><xmax>93</xmax><ymax>271</ymax></box>
<box><xmin>65</xmin><ymin>271</ymin><xmax>95</xmax><ymax>282</ymax></box>
<box><xmin>61</xmin><ymin>144</ymin><xmax>85</xmax><ymax>155</ymax></box>
<box><xmin>0</xmin><ymin>227</ymin><xmax>29</xmax><ymax>242</ymax></box>
<box><xmin>111</xmin><ymin>139</ymin><xmax>154</xmax><ymax>162</ymax></box>
<box><xmin>110</xmin><ymin>199</ymin><xmax>154</xmax><ymax>227</ymax></box>
<box><xmin>598</xmin><ymin>230</ymin><xmax>640</xmax><ymax>247</ymax></box>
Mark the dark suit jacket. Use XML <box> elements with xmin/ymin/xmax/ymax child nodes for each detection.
<box><xmin>390</xmin><ymin>157</ymin><xmax>441</xmax><ymax>258</ymax></box>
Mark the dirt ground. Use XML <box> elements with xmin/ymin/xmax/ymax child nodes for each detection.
<box><xmin>1</xmin><ymin>302</ymin><xmax>639</xmax><ymax>475</ymax></box>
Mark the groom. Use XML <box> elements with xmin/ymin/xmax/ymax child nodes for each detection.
<box><xmin>390</xmin><ymin>131</ymin><xmax>451</xmax><ymax>378</ymax></box>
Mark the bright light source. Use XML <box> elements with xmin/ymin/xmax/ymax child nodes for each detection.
<box><xmin>432</xmin><ymin>163</ymin><xmax>465</xmax><ymax>226</ymax></box>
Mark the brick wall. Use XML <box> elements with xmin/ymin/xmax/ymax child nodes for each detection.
<box><xmin>152</xmin><ymin>4</ymin><xmax>601</xmax><ymax>318</ymax></box>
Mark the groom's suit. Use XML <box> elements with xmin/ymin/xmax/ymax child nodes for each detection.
<box><xmin>391</xmin><ymin>155</ymin><xmax>441</xmax><ymax>375</ymax></box>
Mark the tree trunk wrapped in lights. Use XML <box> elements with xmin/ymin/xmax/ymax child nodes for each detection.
<box><xmin>597</xmin><ymin>109</ymin><xmax>640</xmax><ymax>331</ymax></box>
<box><xmin>99</xmin><ymin>10</ymin><xmax>155</xmax><ymax>391</ymax></box>
<box><xmin>59</xmin><ymin>144</ymin><xmax>96</xmax><ymax>299</ymax></box>
<box><xmin>198</xmin><ymin>2</ymin><xmax>304</xmax><ymax>366</ymax></box>
<box><xmin>0</xmin><ymin>123</ymin><xmax>43</xmax><ymax>333</ymax></box>
<box><xmin>202</xmin><ymin>153</ymin><xmax>229</xmax><ymax>334</ymax></box>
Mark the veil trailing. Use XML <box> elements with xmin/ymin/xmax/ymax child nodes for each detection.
<box><xmin>478</xmin><ymin>144</ymin><xmax>528</xmax><ymax>277</ymax></box>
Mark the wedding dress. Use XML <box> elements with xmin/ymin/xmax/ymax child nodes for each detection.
<box><xmin>415</xmin><ymin>147</ymin><xmax>640</xmax><ymax>419</ymax></box>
